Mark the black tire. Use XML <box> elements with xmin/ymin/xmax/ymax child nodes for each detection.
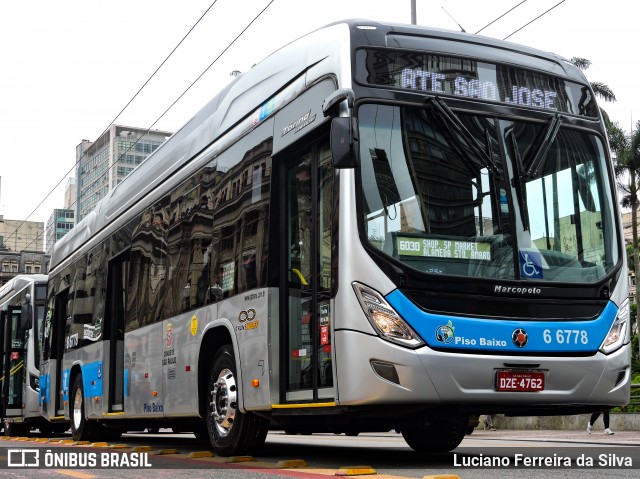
<box><xmin>466</xmin><ymin>415</ymin><xmax>479</xmax><ymax>435</ymax></box>
<box><xmin>205</xmin><ymin>345</ymin><xmax>268</xmax><ymax>456</ymax></box>
<box><xmin>402</xmin><ymin>416</ymin><xmax>467</xmax><ymax>453</ymax></box>
<box><xmin>70</xmin><ymin>375</ymin><xmax>97</xmax><ymax>441</ymax></box>
<box><xmin>5</xmin><ymin>421</ymin><xmax>30</xmax><ymax>437</ymax></box>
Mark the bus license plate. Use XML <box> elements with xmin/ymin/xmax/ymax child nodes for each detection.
<box><xmin>496</xmin><ymin>370</ymin><xmax>545</xmax><ymax>392</ymax></box>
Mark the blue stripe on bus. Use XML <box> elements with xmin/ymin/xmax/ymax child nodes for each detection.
<box><xmin>386</xmin><ymin>289</ymin><xmax>618</xmax><ymax>354</ymax></box>
<box><xmin>40</xmin><ymin>373</ymin><xmax>49</xmax><ymax>406</ymax></box>
<box><xmin>62</xmin><ymin>369</ymin><xmax>70</xmax><ymax>403</ymax></box>
<box><xmin>82</xmin><ymin>362</ymin><xmax>103</xmax><ymax>399</ymax></box>
<box><xmin>61</xmin><ymin>363</ymin><xmax>104</xmax><ymax>402</ymax></box>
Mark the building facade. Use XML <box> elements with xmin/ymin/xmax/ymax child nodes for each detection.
<box><xmin>45</xmin><ymin>208</ymin><xmax>75</xmax><ymax>255</ymax></box>
<box><xmin>0</xmin><ymin>250</ymin><xmax>48</xmax><ymax>287</ymax></box>
<box><xmin>0</xmin><ymin>216</ymin><xmax>44</xmax><ymax>252</ymax></box>
<box><xmin>0</xmin><ymin>216</ymin><xmax>48</xmax><ymax>286</ymax></box>
<box><xmin>45</xmin><ymin>178</ymin><xmax>77</xmax><ymax>255</ymax></box>
<box><xmin>64</xmin><ymin>177</ymin><xmax>77</xmax><ymax>209</ymax></box>
<box><xmin>76</xmin><ymin>125</ymin><xmax>172</xmax><ymax>221</ymax></box>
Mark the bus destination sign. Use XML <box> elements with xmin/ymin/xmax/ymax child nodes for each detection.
<box><xmin>356</xmin><ymin>49</ymin><xmax>597</xmax><ymax>117</ymax></box>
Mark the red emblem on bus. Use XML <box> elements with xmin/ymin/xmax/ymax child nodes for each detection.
<box><xmin>512</xmin><ymin>328</ymin><xmax>528</xmax><ymax>348</ymax></box>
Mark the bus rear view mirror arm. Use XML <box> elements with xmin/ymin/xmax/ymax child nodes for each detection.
<box><xmin>322</xmin><ymin>88</ymin><xmax>354</xmax><ymax>117</ymax></box>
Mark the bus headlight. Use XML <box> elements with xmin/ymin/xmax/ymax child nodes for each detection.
<box><xmin>352</xmin><ymin>282</ymin><xmax>424</xmax><ymax>349</ymax></box>
<box><xmin>599</xmin><ymin>299</ymin><xmax>630</xmax><ymax>354</ymax></box>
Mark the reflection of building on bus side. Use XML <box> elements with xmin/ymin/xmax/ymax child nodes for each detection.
<box><xmin>122</xmin><ymin>136</ymin><xmax>273</xmax><ymax>329</ymax></box>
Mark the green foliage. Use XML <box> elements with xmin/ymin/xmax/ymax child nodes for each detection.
<box><xmin>627</xmin><ymin>245</ymin><xmax>636</xmax><ymax>272</ymax></box>
<box><xmin>612</xmin><ymin>335</ymin><xmax>640</xmax><ymax>413</ymax></box>
<box><xmin>632</xmin><ymin>333</ymin><xmax>639</xmax><ymax>376</ymax></box>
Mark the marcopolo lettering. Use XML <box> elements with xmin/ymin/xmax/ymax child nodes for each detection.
<box><xmin>494</xmin><ymin>285</ymin><xmax>542</xmax><ymax>295</ymax></box>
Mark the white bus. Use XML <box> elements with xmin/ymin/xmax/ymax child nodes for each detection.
<box><xmin>42</xmin><ymin>20</ymin><xmax>630</xmax><ymax>454</ymax></box>
<box><xmin>0</xmin><ymin>274</ymin><xmax>67</xmax><ymax>435</ymax></box>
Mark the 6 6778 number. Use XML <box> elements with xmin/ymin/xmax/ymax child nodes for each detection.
<box><xmin>543</xmin><ymin>329</ymin><xmax>588</xmax><ymax>345</ymax></box>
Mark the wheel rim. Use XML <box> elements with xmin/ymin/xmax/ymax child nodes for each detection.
<box><xmin>210</xmin><ymin>368</ymin><xmax>237</xmax><ymax>438</ymax></box>
<box><xmin>73</xmin><ymin>387</ymin><xmax>83</xmax><ymax>430</ymax></box>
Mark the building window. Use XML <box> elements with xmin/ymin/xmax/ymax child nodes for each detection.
<box><xmin>35</xmin><ymin>266</ymin><xmax>41</xmax><ymax>273</ymax></box>
<box><xmin>26</xmin><ymin>266</ymin><xmax>32</xmax><ymax>274</ymax></box>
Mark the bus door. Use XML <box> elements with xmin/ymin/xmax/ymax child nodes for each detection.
<box><xmin>45</xmin><ymin>289</ymin><xmax>70</xmax><ymax>417</ymax></box>
<box><xmin>1</xmin><ymin>306</ymin><xmax>27</xmax><ymax>419</ymax></box>
<box><xmin>282</xmin><ymin>141</ymin><xmax>335</xmax><ymax>402</ymax></box>
<box><xmin>105</xmin><ymin>253</ymin><xmax>127</xmax><ymax>412</ymax></box>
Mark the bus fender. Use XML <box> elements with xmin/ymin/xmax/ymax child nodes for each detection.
<box><xmin>199</xmin><ymin>319</ymin><xmax>246</xmax><ymax>413</ymax></box>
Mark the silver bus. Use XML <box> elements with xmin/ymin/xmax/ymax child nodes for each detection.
<box><xmin>41</xmin><ymin>20</ymin><xmax>630</xmax><ymax>454</ymax></box>
<box><xmin>0</xmin><ymin>274</ymin><xmax>66</xmax><ymax>436</ymax></box>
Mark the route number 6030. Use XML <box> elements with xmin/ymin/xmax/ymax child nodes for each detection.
<box><xmin>542</xmin><ymin>329</ymin><xmax>588</xmax><ymax>345</ymax></box>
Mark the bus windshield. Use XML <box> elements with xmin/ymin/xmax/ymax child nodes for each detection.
<box><xmin>358</xmin><ymin>102</ymin><xmax>619</xmax><ymax>283</ymax></box>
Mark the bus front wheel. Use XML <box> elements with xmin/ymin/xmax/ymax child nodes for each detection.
<box><xmin>205</xmin><ymin>345</ymin><xmax>268</xmax><ymax>456</ymax></box>
<box><xmin>401</xmin><ymin>415</ymin><xmax>467</xmax><ymax>453</ymax></box>
<box><xmin>70</xmin><ymin>375</ymin><xmax>96</xmax><ymax>441</ymax></box>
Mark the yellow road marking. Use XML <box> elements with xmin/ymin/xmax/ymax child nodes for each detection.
<box><xmin>54</xmin><ymin>471</ymin><xmax>96</xmax><ymax>479</ymax></box>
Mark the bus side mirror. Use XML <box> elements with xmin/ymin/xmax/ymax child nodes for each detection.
<box><xmin>323</xmin><ymin>88</ymin><xmax>358</xmax><ymax>169</ymax></box>
<box><xmin>20</xmin><ymin>304</ymin><xmax>32</xmax><ymax>330</ymax></box>
<box><xmin>330</xmin><ymin>116</ymin><xmax>359</xmax><ymax>169</ymax></box>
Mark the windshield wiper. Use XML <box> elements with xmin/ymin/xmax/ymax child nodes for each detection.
<box><xmin>427</xmin><ymin>96</ymin><xmax>499</xmax><ymax>176</ymax></box>
<box><xmin>523</xmin><ymin>113</ymin><xmax>563</xmax><ymax>180</ymax></box>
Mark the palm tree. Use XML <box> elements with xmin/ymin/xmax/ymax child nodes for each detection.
<box><xmin>614</xmin><ymin>121</ymin><xmax>640</xmax><ymax>352</ymax></box>
<box><xmin>570</xmin><ymin>57</ymin><xmax>617</xmax><ymax>135</ymax></box>
<box><xmin>570</xmin><ymin>57</ymin><xmax>617</xmax><ymax>102</ymax></box>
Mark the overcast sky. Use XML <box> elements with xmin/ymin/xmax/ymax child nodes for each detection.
<box><xmin>1</xmin><ymin>0</ymin><xmax>637</xmax><ymax>230</ymax></box>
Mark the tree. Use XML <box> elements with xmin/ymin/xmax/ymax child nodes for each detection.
<box><xmin>614</xmin><ymin>121</ymin><xmax>640</xmax><ymax>362</ymax></box>
<box><xmin>570</xmin><ymin>57</ymin><xmax>618</xmax><ymax>141</ymax></box>
<box><xmin>570</xmin><ymin>57</ymin><xmax>617</xmax><ymax>103</ymax></box>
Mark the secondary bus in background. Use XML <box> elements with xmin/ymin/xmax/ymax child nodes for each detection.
<box><xmin>41</xmin><ymin>20</ymin><xmax>630</xmax><ymax>454</ymax></box>
<box><xmin>0</xmin><ymin>274</ymin><xmax>67</xmax><ymax>436</ymax></box>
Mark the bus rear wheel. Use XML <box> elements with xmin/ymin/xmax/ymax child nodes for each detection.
<box><xmin>205</xmin><ymin>345</ymin><xmax>268</xmax><ymax>456</ymax></box>
<box><xmin>70</xmin><ymin>375</ymin><xmax>97</xmax><ymax>441</ymax></box>
<box><xmin>401</xmin><ymin>415</ymin><xmax>467</xmax><ymax>453</ymax></box>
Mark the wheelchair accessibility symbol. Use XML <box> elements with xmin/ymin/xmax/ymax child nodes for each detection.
<box><xmin>519</xmin><ymin>251</ymin><xmax>543</xmax><ymax>279</ymax></box>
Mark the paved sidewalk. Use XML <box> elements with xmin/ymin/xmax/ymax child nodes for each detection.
<box><xmin>469</xmin><ymin>428</ymin><xmax>640</xmax><ymax>446</ymax></box>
